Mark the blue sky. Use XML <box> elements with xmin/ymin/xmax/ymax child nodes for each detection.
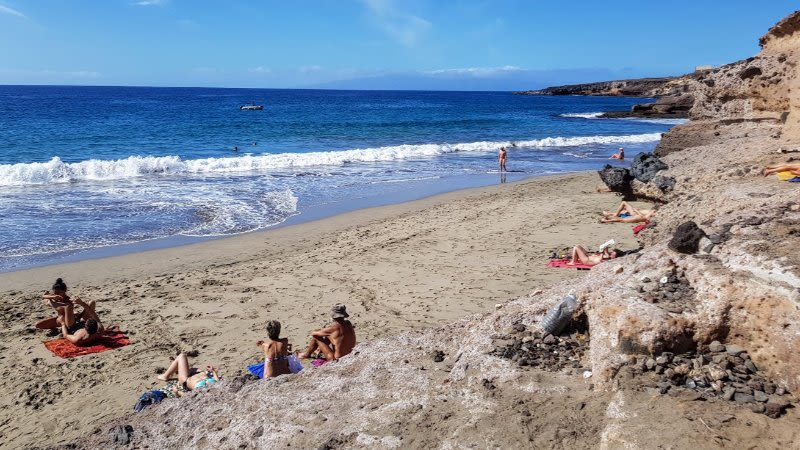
<box><xmin>0</xmin><ymin>0</ymin><xmax>796</xmax><ymax>90</ymax></box>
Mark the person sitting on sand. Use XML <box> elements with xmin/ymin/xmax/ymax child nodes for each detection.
<box><xmin>256</xmin><ymin>320</ymin><xmax>292</xmax><ymax>379</ymax></box>
<box><xmin>568</xmin><ymin>245</ymin><xmax>617</xmax><ymax>267</ymax></box>
<box><xmin>298</xmin><ymin>304</ymin><xmax>356</xmax><ymax>362</ymax></box>
<box><xmin>609</xmin><ymin>147</ymin><xmax>625</xmax><ymax>160</ymax></box>
<box><xmin>156</xmin><ymin>353</ymin><xmax>220</xmax><ymax>396</ymax></box>
<box><xmin>763</xmin><ymin>162</ymin><xmax>800</xmax><ymax>177</ymax></box>
<box><xmin>60</xmin><ymin>298</ymin><xmax>105</xmax><ymax>346</ymax></box>
<box><xmin>600</xmin><ymin>201</ymin><xmax>656</xmax><ymax>224</ymax></box>
<box><xmin>42</xmin><ymin>278</ymin><xmax>87</xmax><ymax>326</ymax></box>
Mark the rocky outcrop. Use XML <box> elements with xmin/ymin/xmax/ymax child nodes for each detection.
<box><xmin>514</xmin><ymin>77</ymin><xmax>676</xmax><ymax>97</ymax></box>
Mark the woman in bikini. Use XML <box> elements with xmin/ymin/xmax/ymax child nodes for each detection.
<box><xmin>39</xmin><ymin>278</ymin><xmax>91</xmax><ymax>332</ymax></box>
<box><xmin>256</xmin><ymin>320</ymin><xmax>291</xmax><ymax>378</ymax></box>
<box><xmin>156</xmin><ymin>353</ymin><xmax>220</xmax><ymax>396</ymax></box>
<box><xmin>568</xmin><ymin>246</ymin><xmax>617</xmax><ymax>266</ymax></box>
<box><xmin>600</xmin><ymin>201</ymin><xmax>656</xmax><ymax>224</ymax></box>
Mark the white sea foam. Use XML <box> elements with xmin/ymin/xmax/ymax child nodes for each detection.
<box><xmin>0</xmin><ymin>133</ymin><xmax>662</xmax><ymax>186</ymax></box>
<box><xmin>560</xmin><ymin>112</ymin><xmax>689</xmax><ymax>125</ymax></box>
<box><xmin>560</xmin><ymin>112</ymin><xmax>604</xmax><ymax>119</ymax></box>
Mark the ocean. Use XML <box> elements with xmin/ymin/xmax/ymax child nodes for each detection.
<box><xmin>0</xmin><ymin>86</ymin><xmax>683</xmax><ymax>272</ymax></box>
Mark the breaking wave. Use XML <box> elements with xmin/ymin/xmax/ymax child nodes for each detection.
<box><xmin>0</xmin><ymin>133</ymin><xmax>662</xmax><ymax>186</ymax></box>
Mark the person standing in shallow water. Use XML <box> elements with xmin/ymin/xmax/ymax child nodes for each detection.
<box><xmin>498</xmin><ymin>146</ymin><xmax>508</xmax><ymax>172</ymax></box>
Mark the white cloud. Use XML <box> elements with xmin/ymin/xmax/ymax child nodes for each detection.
<box><xmin>248</xmin><ymin>66</ymin><xmax>272</xmax><ymax>74</ymax></box>
<box><xmin>427</xmin><ymin>66</ymin><xmax>524</xmax><ymax>77</ymax></box>
<box><xmin>361</xmin><ymin>0</ymin><xmax>431</xmax><ymax>47</ymax></box>
<box><xmin>0</xmin><ymin>3</ymin><xmax>26</xmax><ymax>18</ymax></box>
<box><xmin>299</xmin><ymin>65</ymin><xmax>323</xmax><ymax>73</ymax></box>
<box><xmin>135</xmin><ymin>0</ymin><xmax>166</xmax><ymax>6</ymax></box>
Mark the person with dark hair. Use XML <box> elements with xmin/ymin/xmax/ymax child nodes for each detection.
<box><xmin>60</xmin><ymin>298</ymin><xmax>105</xmax><ymax>346</ymax></box>
<box><xmin>298</xmin><ymin>304</ymin><xmax>356</xmax><ymax>362</ymax></box>
<box><xmin>255</xmin><ymin>320</ymin><xmax>292</xmax><ymax>378</ymax></box>
<box><xmin>600</xmin><ymin>201</ymin><xmax>656</xmax><ymax>224</ymax></box>
<box><xmin>609</xmin><ymin>147</ymin><xmax>625</xmax><ymax>160</ymax></box>
<box><xmin>156</xmin><ymin>353</ymin><xmax>219</xmax><ymax>396</ymax></box>
<box><xmin>38</xmin><ymin>278</ymin><xmax>95</xmax><ymax>333</ymax></box>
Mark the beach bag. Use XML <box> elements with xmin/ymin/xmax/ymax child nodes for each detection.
<box><xmin>288</xmin><ymin>355</ymin><xmax>304</xmax><ymax>374</ymax></box>
<box><xmin>134</xmin><ymin>389</ymin><xmax>167</xmax><ymax>413</ymax></box>
<box><xmin>540</xmin><ymin>293</ymin><xmax>578</xmax><ymax>335</ymax></box>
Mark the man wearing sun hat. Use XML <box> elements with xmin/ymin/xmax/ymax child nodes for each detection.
<box><xmin>298</xmin><ymin>304</ymin><xmax>357</xmax><ymax>362</ymax></box>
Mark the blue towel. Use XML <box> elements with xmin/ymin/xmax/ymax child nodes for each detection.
<box><xmin>248</xmin><ymin>362</ymin><xmax>265</xmax><ymax>379</ymax></box>
<box><xmin>789</xmin><ymin>177</ymin><xmax>800</xmax><ymax>183</ymax></box>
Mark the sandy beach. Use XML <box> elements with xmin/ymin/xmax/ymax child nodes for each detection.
<box><xmin>0</xmin><ymin>172</ymin><xmax>643</xmax><ymax>449</ymax></box>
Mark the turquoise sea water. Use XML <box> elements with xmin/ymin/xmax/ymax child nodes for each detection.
<box><xmin>0</xmin><ymin>86</ymin><xmax>682</xmax><ymax>271</ymax></box>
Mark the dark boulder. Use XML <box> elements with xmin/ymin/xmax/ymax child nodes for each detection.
<box><xmin>653</xmin><ymin>175</ymin><xmax>676</xmax><ymax>192</ymax></box>
<box><xmin>668</xmin><ymin>221</ymin><xmax>707</xmax><ymax>254</ymax></box>
<box><xmin>598</xmin><ymin>165</ymin><xmax>634</xmax><ymax>199</ymax></box>
<box><xmin>631</xmin><ymin>153</ymin><xmax>668</xmax><ymax>183</ymax></box>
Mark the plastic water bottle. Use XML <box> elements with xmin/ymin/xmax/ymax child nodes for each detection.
<box><xmin>540</xmin><ymin>292</ymin><xmax>578</xmax><ymax>335</ymax></box>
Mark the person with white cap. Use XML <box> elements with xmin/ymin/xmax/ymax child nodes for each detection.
<box><xmin>297</xmin><ymin>304</ymin><xmax>356</xmax><ymax>362</ymax></box>
<box><xmin>609</xmin><ymin>147</ymin><xmax>624</xmax><ymax>160</ymax></box>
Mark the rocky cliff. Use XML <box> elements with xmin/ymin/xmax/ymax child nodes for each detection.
<box><xmin>516</xmin><ymin>73</ymin><xmax>705</xmax><ymax>119</ymax></box>
<box><xmin>67</xmin><ymin>11</ymin><xmax>800</xmax><ymax>449</ymax></box>
<box><xmin>514</xmin><ymin>77</ymin><xmax>677</xmax><ymax>97</ymax></box>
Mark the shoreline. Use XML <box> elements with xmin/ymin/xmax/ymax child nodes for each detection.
<box><xmin>0</xmin><ymin>170</ymin><xmax>646</xmax><ymax>448</ymax></box>
<box><xmin>0</xmin><ymin>170</ymin><xmax>543</xmax><ymax>276</ymax></box>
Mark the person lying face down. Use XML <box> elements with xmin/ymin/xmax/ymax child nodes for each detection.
<box><xmin>298</xmin><ymin>304</ymin><xmax>357</xmax><ymax>362</ymax></box>
<box><xmin>60</xmin><ymin>298</ymin><xmax>105</xmax><ymax>346</ymax></box>
<box><xmin>568</xmin><ymin>245</ymin><xmax>617</xmax><ymax>266</ymax></box>
<box><xmin>600</xmin><ymin>201</ymin><xmax>656</xmax><ymax>223</ymax></box>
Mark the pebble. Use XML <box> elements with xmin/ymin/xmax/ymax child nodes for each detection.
<box><xmin>754</xmin><ymin>390</ymin><xmax>768</xmax><ymax>403</ymax></box>
<box><xmin>708</xmin><ymin>341</ymin><xmax>725</xmax><ymax>353</ymax></box>
<box><xmin>725</xmin><ymin>344</ymin><xmax>745</xmax><ymax>355</ymax></box>
<box><xmin>751</xmin><ymin>403</ymin><xmax>766</xmax><ymax>414</ymax></box>
<box><xmin>734</xmin><ymin>393</ymin><xmax>755</xmax><ymax>403</ymax></box>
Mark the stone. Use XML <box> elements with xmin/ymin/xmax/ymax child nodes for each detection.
<box><xmin>597</xmin><ymin>165</ymin><xmax>634</xmax><ymax>198</ymax></box>
<box><xmin>745</xmin><ymin>360</ymin><xmax>757</xmax><ymax>373</ymax></box>
<box><xmin>708</xmin><ymin>341</ymin><xmax>725</xmax><ymax>353</ymax></box>
<box><xmin>711</xmin><ymin>354</ymin><xmax>727</xmax><ymax>364</ymax></box>
<box><xmin>725</xmin><ymin>344</ymin><xmax>745</xmax><ymax>355</ymax></box>
<box><xmin>754</xmin><ymin>390</ymin><xmax>768</xmax><ymax>402</ymax></box>
<box><xmin>722</xmin><ymin>387</ymin><xmax>736</xmax><ymax>401</ymax></box>
<box><xmin>645</xmin><ymin>358</ymin><xmax>656</xmax><ymax>370</ymax></box>
<box><xmin>750</xmin><ymin>403</ymin><xmax>766</xmax><ymax>414</ymax></box>
<box><xmin>764</xmin><ymin>402</ymin><xmax>788</xmax><ymax>419</ymax></box>
<box><xmin>543</xmin><ymin>335</ymin><xmax>557</xmax><ymax>345</ymax></box>
<box><xmin>734</xmin><ymin>393</ymin><xmax>755</xmax><ymax>403</ymax></box>
<box><xmin>111</xmin><ymin>425</ymin><xmax>134</xmax><ymax>445</ymax></box>
<box><xmin>652</xmin><ymin>175</ymin><xmax>676</xmax><ymax>192</ymax></box>
<box><xmin>630</xmin><ymin>152</ymin><xmax>668</xmax><ymax>183</ymax></box>
<box><xmin>432</xmin><ymin>350</ymin><xmax>445</xmax><ymax>363</ymax></box>
<box><xmin>670</xmin><ymin>221</ymin><xmax>708</xmax><ymax>254</ymax></box>
<box><xmin>512</xmin><ymin>323</ymin><xmax>526</xmax><ymax>332</ymax></box>
<box><xmin>656</xmin><ymin>356</ymin><xmax>670</xmax><ymax>365</ymax></box>
<box><xmin>763</xmin><ymin>382</ymin><xmax>776</xmax><ymax>395</ymax></box>
<box><xmin>707</xmin><ymin>366</ymin><xmax>727</xmax><ymax>381</ymax></box>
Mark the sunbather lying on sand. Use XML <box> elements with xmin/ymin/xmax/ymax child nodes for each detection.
<box><xmin>298</xmin><ymin>304</ymin><xmax>356</xmax><ymax>362</ymax></box>
<box><xmin>156</xmin><ymin>353</ymin><xmax>220</xmax><ymax>396</ymax></box>
<box><xmin>763</xmin><ymin>163</ymin><xmax>800</xmax><ymax>177</ymax></box>
<box><xmin>60</xmin><ymin>298</ymin><xmax>105</xmax><ymax>346</ymax></box>
<box><xmin>256</xmin><ymin>320</ymin><xmax>292</xmax><ymax>378</ymax></box>
<box><xmin>568</xmin><ymin>245</ymin><xmax>617</xmax><ymax>267</ymax></box>
<box><xmin>600</xmin><ymin>201</ymin><xmax>656</xmax><ymax>223</ymax></box>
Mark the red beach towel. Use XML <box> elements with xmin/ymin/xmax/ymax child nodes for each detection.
<box><xmin>632</xmin><ymin>220</ymin><xmax>651</xmax><ymax>235</ymax></box>
<box><xmin>547</xmin><ymin>259</ymin><xmax>593</xmax><ymax>270</ymax></box>
<box><xmin>44</xmin><ymin>327</ymin><xmax>130</xmax><ymax>358</ymax></box>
